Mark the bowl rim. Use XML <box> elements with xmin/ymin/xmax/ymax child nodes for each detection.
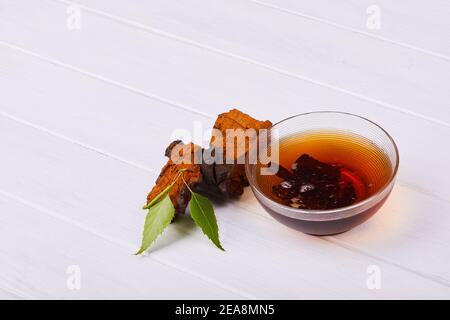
<box><xmin>245</xmin><ymin>110</ymin><xmax>400</xmax><ymax>220</ymax></box>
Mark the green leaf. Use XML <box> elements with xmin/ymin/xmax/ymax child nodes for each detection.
<box><xmin>135</xmin><ymin>194</ymin><xmax>175</xmax><ymax>255</ymax></box>
<box><xmin>189</xmin><ymin>192</ymin><xmax>224</xmax><ymax>251</ymax></box>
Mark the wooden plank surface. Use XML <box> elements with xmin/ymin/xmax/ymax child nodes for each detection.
<box><xmin>0</xmin><ymin>0</ymin><xmax>449</xmax><ymax>298</ymax></box>
<box><xmin>1</xmin><ymin>46</ymin><xmax>450</xmax><ymax>288</ymax></box>
<box><xmin>21</xmin><ymin>0</ymin><xmax>449</xmax><ymax>124</ymax></box>
<box><xmin>1</xmin><ymin>114</ymin><xmax>449</xmax><ymax>299</ymax></box>
<box><xmin>249</xmin><ymin>0</ymin><xmax>450</xmax><ymax>57</ymax></box>
<box><xmin>0</xmin><ymin>192</ymin><xmax>242</xmax><ymax>299</ymax></box>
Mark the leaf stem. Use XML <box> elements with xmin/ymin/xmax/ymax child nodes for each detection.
<box><xmin>143</xmin><ymin>169</ymin><xmax>188</xmax><ymax>209</ymax></box>
<box><xmin>180</xmin><ymin>172</ymin><xmax>194</xmax><ymax>194</ymax></box>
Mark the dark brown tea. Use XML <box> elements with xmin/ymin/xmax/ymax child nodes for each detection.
<box><xmin>257</xmin><ymin>131</ymin><xmax>393</xmax><ymax>210</ymax></box>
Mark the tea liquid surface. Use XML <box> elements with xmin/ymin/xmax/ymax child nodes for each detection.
<box><xmin>257</xmin><ymin>131</ymin><xmax>393</xmax><ymax>210</ymax></box>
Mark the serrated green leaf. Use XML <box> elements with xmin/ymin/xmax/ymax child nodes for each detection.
<box><xmin>189</xmin><ymin>192</ymin><xmax>224</xmax><ymax>251</ymax></box>
<box><xmin>135</xmin><ymin>194</ymin><xmax>175</xmax><ymax>255</ymax></box>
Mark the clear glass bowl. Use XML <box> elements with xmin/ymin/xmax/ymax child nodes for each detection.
<box><xmin>245</xmin><ymin>111</ymin><xmax>399</xmax><ymax>235</ymax></box>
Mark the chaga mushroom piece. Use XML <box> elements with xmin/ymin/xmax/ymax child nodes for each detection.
<box><xmin>146</xmin><ymin>141</ymin><xmax>202</xmax><ymax>214</ymax></box>
<box><xmin>292</xmin><ymin>154</ymin><xmax>341</xmax><ymax>183</ymax></box>
<box><xmin>145</xmin><ymin>109</ymin><xmax>273</xmax><ymax>214</ymax></box>
<box><xmin>209</xmin><ymin>109</ymin><xmax>272</xmax><ymax>196</ymax></box>
<box><xmin>211</xmin><ymin>109</ymin><xmax>273</xmax><ymax>160</ymax></box>
<box><xmin>199</xmin><ymin>162</ymin><xmax>247</xmax><ymax>198</ymax></box>
<box><xmin>271</xmin><ymin>154</ymin><xmax>357</xmax><ymax>210</ymax></box>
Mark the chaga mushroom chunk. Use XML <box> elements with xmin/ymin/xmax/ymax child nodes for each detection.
<box><xmin>293</xmin><ymin>154</ymin><xmax>341</xmax><ymax>185</ymax></box>
<box><xmin>272</xmin><ymin>154</ymin><xmax>357</xmax><ymax>210</ymax></box>
<box><xmin>210</xmin><ymin>109</ymin><xmax>272</xmax><ymax>195</ymax></box>
<box><xmin>146</xmin><ymin>142</ymin><xmax>202</xmax><ymax>214</ymax></box>
<box><xmin>145</xmin><ymin>109</ymin><xmax>273</xmax><ymax>214</ymax></box>
<box><xmin>211</xmin><ymin>108</ymin><xmax>272</xmax><ymax>161</ymax></box>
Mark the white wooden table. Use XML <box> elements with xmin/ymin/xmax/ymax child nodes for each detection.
<box><xmin>1</xmin><ymin>0</ymin><xmax>449</xmax><ymax>299</ymax></box>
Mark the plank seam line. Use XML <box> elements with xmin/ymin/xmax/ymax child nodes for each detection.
<box><xmin>0</xmin><ymin>110</ymin><xmax>158</xmax><ymax>174</ymax></box>
<box><xmin>239</xmin><ymin>194</ymin><xmax>450</xmax><ymax>288</ymax></box>
<box><xmin>0</xmin><ymin>41</ymin><xmax>213</xmax><ymax>119</ymax></box>
<box><xmin>247</xmin><ymin>0</ymin><xmax>450</xmax><ymax>62</ymax></box>
<box><xmin>2</xmin><ymin>43</ymin><xmax>450</xmax><ymax>205</ymax></box>
<box><xmin>53</xmin><ymin>0</ymin><xmax>450</xmax><ymax>62</ymax></box>
<box><xmin>1</xmin><ymin>110</ymin><xmax>449</xmax><ymax>288</ymax></box>
<box><xmin>1</xmin><ymin>36</ymin><xmax>449</xmax><ymax>130</ymax></box>
<box><xmin>232</xmin><ymin>199</ymin><xmax>450</xmax><ymax>288</ymax></box>
<box><xmin>324</xmin><ymin>237</ymin><xmax>450</xmax><ymax>287</ymax></box>
<box><xmin>0</xmin><ymin>189</ymin><xmax>254</xmax><ymax>299</ymax></box>
<box><xmin>0</xmin><ymin>284</ymin><xmax>29</xmax><ymax>300</ymax></box>
<box><xmin>397</xmin><ymin>181</ymin><xmax>450</xmax><ymax>206</ymax></box>
<box><xmin>42</xmin><ymin>0</ymin><xmax>450</xmax><ymax>129</ymax></box>
<box><xmin>3</xmin><ymin>107</ymin><xmax>449</xmax><ymax>208</ymax></box>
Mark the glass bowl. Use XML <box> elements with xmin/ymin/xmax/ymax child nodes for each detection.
<box><xmin>245</xmin><ymin>111</ymin><xmax>399</xmax><ymax>235</ymax></box>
